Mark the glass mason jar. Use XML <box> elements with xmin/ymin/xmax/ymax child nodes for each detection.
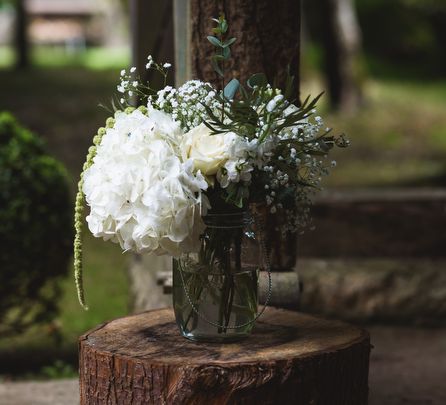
<box><xmin>173</xmin><ymin>211</ymin><xmax>262</xmax><ymax>342</ymax></box>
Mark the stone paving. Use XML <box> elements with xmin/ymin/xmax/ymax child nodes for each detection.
<box><xmin>0</xmin><ymin>326</ymin><xmax>445</xmax><ymax>405</ymax></box>
<box><xmin>369</xmin><ymin>326</ymin><xmax>446</xmax><ymax>405</ymax></box>
<box><xmin>0</xmin><ymin>379</ymin><xmax>78</xmax><ymax>405</ymax></box>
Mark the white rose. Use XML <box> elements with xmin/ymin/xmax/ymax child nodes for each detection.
<box><xmin>182</xmin><ymin>123</ymin><xmax>236</xmax><ymax>175</ymax></box>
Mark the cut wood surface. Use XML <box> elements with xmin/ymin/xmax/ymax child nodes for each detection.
<box><xmin>79</xmin><ymin>307</ymin><xmax>370</xmax><ymax>404</ymax></box>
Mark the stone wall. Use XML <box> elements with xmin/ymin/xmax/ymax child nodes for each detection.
<box><xmin>297</xmin><ymin>188</ymin><xmax>446</xmax><ymax>325</ymax></box>
<box><xmin>299</xmin><ymin>188</ymin><xmax>446</xmax><ymax>258</ymax></box>
<box><xmin>298</xmin><ymin>258</ymin><xmax>446</xmax><ymax>325</ymax></box>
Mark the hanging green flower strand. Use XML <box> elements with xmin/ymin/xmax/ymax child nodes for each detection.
<box><xmin>73</xmin><ymin>116</ymin><xmax>115</xmax><ymax>309</ymax></box>
<box><xmin>74</xmin><ymin>106</ymin><xmax>146</xmax><ymax>309</ymax></box>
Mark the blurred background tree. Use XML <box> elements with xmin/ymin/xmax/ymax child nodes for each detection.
<box><xmin>13</xmin><ymin>0</ymin><xmax>29</xmax><ymax>69</ymax></box>
<box><xmin>305</xmin><ymin>0</ymin><xmax>364</xmax><ymax>112</ymax></box>
<box><xmin>0</xmin><ymin>112</ymin><xmax>72</xmax><ymax>336</ymax></box>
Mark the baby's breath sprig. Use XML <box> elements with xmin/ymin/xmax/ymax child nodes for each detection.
<box><xmin>117</xmin><ymin>56</ymin><xmax>172</xmax><ymax>108</ymax></box>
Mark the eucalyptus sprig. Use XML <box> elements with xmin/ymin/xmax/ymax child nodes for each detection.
<box><xmin>207</xmin><ymin>15</ymin><xmax>237</xmax><ymax>119</ymax></box>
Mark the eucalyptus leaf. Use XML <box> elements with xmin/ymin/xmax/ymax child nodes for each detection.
<box><xmin>223</xmin><ymin>47</ymin><xmax>231</xmax><ymax>60</ymax></box>
<box><xmin>207</xmin><ymin>36</ymin><xmax>222</xmax><ymax>47</ymax></box>
<box><xmin>221</xmin><ymin>20</ymin><xmax>228</xmax><ymax>33</ymax></box>
<box><xmin>247</xmin><ymin>73</ymin><xmax>268</xmax><ymax>89</ymax></box>
<box><xmin>211</xmin><ymin>58</ymin><xmax>224</xmax><ymax>77</ymax></box>
<box><xmin>224</xmin><ymin>78</ymin><xmax>240</xmax><ymax>100</ymax></box>
<box><xmin>222</xmin><ymin>38</ymin><xmax>236</xmax><ymax>48</ymax></box>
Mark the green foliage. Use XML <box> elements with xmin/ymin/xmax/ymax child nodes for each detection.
<box><xmin>355</xmin><ymin>0</ymin><xmax>446</xmax><ymax>76</ymax></box>
<box><xmin>0</xmin><ymin>0</ymin><xmax>15</xmax><ymax>8</ymax></box>
<box><xmin>207</xmin><ymin>15</ymin><xmax>238</xmax><ymax>120</ymax></box>
<box><xmin>208</xmin><ymin>15</ymin><xmax>236</xmax><ymax>79</ymax></box>
<box><xmin>40</xmin><ymin>360</ymin><xmax>77</xmax><ymax>379</ymax></box>
<box><xmin>0</xmin><ymin>112</ymin><xmax>72</xmax><ymax>336</ymax></box>
<box><xmin>202</xmin><ymin>17</ymin><xmax>348</xmax><ymax>210</ymax></box>
<box><xmin>203</xmin><ymin>82</ymin><xmax>347</xmax><ymax>208</ymax></box>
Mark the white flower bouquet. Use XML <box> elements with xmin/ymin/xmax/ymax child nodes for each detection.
<box><xmin>74</xmin><ymin>17</ymin><xmax>347</xmax><ymax>336</ymax></box>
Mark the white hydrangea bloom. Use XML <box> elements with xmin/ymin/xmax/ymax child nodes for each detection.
<box><xmin>83</xmin><ymin>109</ymin><xmax>209</xmax><ymax>257</ymax></box>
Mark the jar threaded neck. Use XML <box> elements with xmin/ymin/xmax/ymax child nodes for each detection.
<box><xmin>203</xmin><ymin>211</ymin><xmax>252</xmax><ymax>228</ymax></box>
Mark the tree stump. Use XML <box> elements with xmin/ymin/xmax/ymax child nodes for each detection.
<box><xmin>79</xmin><ymin>308</ymin><xmax>370</xmax><ymax>404</ymax></box>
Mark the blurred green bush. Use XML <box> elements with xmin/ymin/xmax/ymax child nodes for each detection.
<box><xmin>356</xmin><ymin>0</ymin><xmax>446</xmax><ymax>76</ymax></box>
<box><xmin>0</xmin><ymin>112</ymin><xmax>72</xmax><ymax>336</ymax></box>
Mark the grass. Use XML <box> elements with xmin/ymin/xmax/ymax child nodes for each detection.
<box><xmin>0</xmin><ymin>233</ymin><xmax>130</xmax><ymax>379</ymax></box>
<box><xmin>0</xmin><ymin>45</ymin><xmax>130</xmax><ymax>70</ymax></box>
<box><xmin>0</xmin><ymin>67</ymin><xmax>121</xmax><ymax>178</ymax></box>
<box><xmin>0</xmin><ymin>47</ymin><xmax>13</xmax><ymax>67</ymax></box>
<box><xmin>60</xmin><ymin>233</ymin><xmax>130</xmax><ymax>338</ymax></box>
<box><xmin>1</xmin><ymin>46</ymin><xmax>446</xmax><ymax>378</ymax></box>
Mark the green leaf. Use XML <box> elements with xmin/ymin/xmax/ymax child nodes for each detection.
<box><xmin>221</xmin><ymin>20</ymin><xmax>228</xmax><ymax>33</ymax></box>
<box><xmin>207</xmin><ymin>36</ymin><xmax>222</xmax><ymax>47</ymax></box>
<box><xmin>222</xmin><ymin>38</ymin><xmax>236</xmax><ymax>48</ymax></box>
<box><xmin>222</xmin><ymin>46</ymin><xmax>231</xmax><ymax>60</ymax></box>
<box><xmin>239</xmin><ymin>84</ymin><xmax>249</xmax><ymax>99</ymax></box>
<box><xmin>202</xmin><ymin>120</ymin><xmax>219</xmax><ymax>133</ymax></box>
<box><xmin>247</xmin><ymin>73</ymin><xmax>268</xmax><ymax>89</ymax></box>
<box><xmin>306</xmin><ymin>92</ymin><xmax>324</xmax><ymax>111</ymax></box>
<box><xmin>211</xmin><ymin>58</ymin><xmax>224</xmax><ymax>77</ymax></box>
<box><xmin>224</xmin><ymin>78</ymin><xmax>240</xmax><ymax>100</ymax></box>
<box><xmin>284</xmin><ymin>69</ymin><xmax>295</xmax><ymax>101</ymax></box>
<box><xmin>301</xmin><ymin>94</ymin><xmax>311</xmax><ymax>108</ymax></box>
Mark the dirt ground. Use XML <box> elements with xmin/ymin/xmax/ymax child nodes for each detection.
<box><xmin>0</xmin><ymin>325</ymin><xmax>445</xmax><ymax>405</ymax></box>
<box><xmin>368</xmin><ymin>325</ymin><xmax>446</xmax><ymax>405</ymax></box>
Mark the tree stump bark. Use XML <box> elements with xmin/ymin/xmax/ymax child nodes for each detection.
<box><xmin>79</xmin><ymin>308</ymin><xmax>370</xmax><ymax>404</ymax></box>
